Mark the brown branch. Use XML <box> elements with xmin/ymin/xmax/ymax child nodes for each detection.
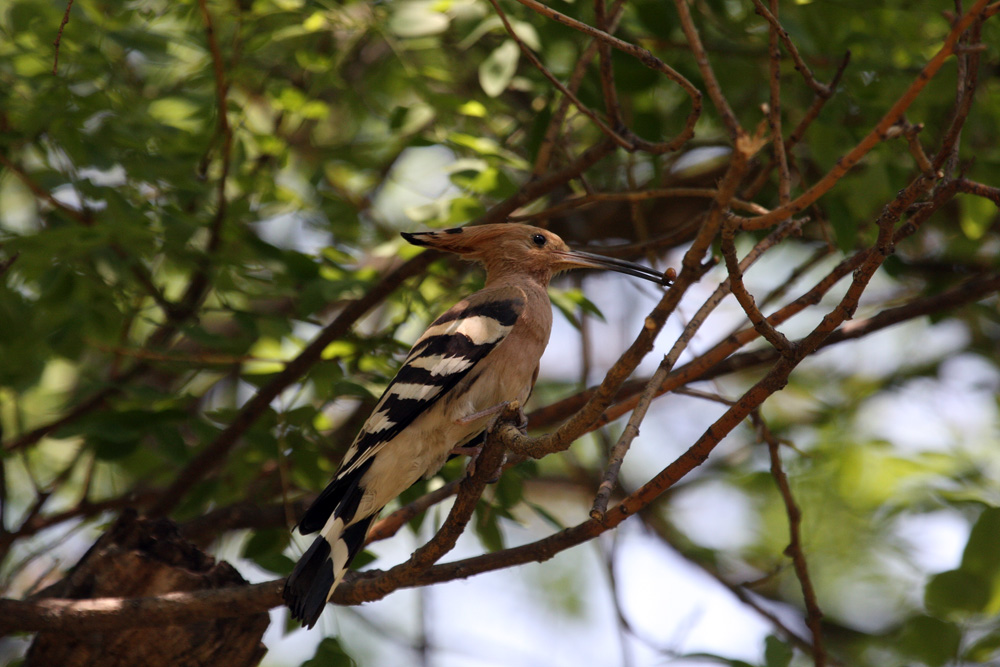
<box><xmin>751</xmin><ymin>0</ymin><xmax>830</xmax><ymax>96</ymax></box>
<box><xmin>735</xmin><ymin>0</ymin><xmax>990</xmax><ymax>230</ymax></box>
<box><xmin>170</xmin><ymin>0</ymin><xmax>236</xmax><ymax>319</ymax></box>
<box><xmin>0</xmin><ymin>581</ymin><xmax>282</xmax><ymax>633</ymax></box>
<box><xmin>720</xmin><ymin>221</ymin><xmax>793</xmax><ymax>354</ymax></box>
<box><xmin>511</xmin><ymin>0</ymin><xmax>702</xmax><ymax>153</ymax></box>
<box><xmin>901</xmin><ymin>121</ymin><xmax>934</xmax><ymax>173</ymax></box>
<box><xmin>588</xmin><ymin>356</ymin><xmax>664</xmax><ymax>519</ymax></box>
<box><xmin>762</xmin><ymin>0</ymin><xmax>791</xmax><ymax>203</ymax></box>
<box><xmin>6</xmin><ymin>270</ymin><xmax>997</xmax><ymax>632</ymax></box>
<box><xmin>672</xmin><ymin>0</ymin><xmax>741</xmax><ymax>139</ymax></box>
<box><xmin>754</xmin><ymin>414</ymin><xmax>826</xmax><ymax>666</ymax></box>
<box><xmin>508</xmin><ymin>187</ymin><xmax>769</xmax><ymax>221</ymax></box>
<box><xmin>591</xmin><ymin>216</ymin><xmax>802</xmax><ymax>519</ymax></box>
<box><xmin>196</xmin><ymin>0</ymin><xmax>232</xmax><ymax>255</ymax></box>
<box><xmin>786</xmin><ymin>50</ymin><xmax>851</xmax><ymax>152</ymax></box>
<box><xmin>487</xmin><ymin>0</ymin><xmax>635</xmax><ymax>150</ymax></box>
<box><xmin>933</xmin><ymin>13</ymin><xmax>985</xmax><ymax>174</ymax></box>
<box><xmin>742</xmin><ymin>50</ymin><xmax>851</xmax><ymax>201</ymax></box>
<box><xmin>52</xmin><ymin>0</ymin><xmax>75</xmax><ymax>75</ymax></box>
<box><xmin>533</xmin><ymin>0</ymin><xmax>625</xmax><ymax>176</ymax></box>
<box><xmin>593</xmin><ymin>0</ymin><xmax>622</xmax><ymax>130</ymax></box>
<box><xmin>178</xmin><ymin>499</ymin><xmax>308</xmax><ymax>547</ymax></box>
<box><xmin>533</xmin><ymin>178</ymin><xmax>962</xmax><ymax>436</ymax></box>
<box><xmin>956</xmin><ymin>178</ymin><xmax>1000</xmax><ymax>204</ymax></box>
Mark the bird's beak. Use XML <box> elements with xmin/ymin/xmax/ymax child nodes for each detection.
<box><xmin>554</xmin><ymin>250</ymin><xmax>672</xmax><ymax>286</ymax></box>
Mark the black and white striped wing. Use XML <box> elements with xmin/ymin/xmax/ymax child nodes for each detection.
<box><xmin>297</xmin><ymin>286</ymin><xmax>525</xmax><ymax>533</ymax></box>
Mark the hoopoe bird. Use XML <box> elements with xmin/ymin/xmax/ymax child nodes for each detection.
<box><xmin>283</xmin><ymin>223</ymin><xmax>667</xmax><ymax>627</ymax></box>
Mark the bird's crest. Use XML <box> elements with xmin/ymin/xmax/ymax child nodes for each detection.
<box><xmin>403</xmin><ymin>223</ymin><xmax>669</xmax><ymax>285</ymax></box>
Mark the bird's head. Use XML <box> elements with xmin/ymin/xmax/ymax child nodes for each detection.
<box><xmin>402</xmin><ymin>223</ymin><xmax>670</xmax><ymax>286</ymax></box>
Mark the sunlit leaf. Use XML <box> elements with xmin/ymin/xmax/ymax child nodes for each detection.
<box><xmin>479</xmin><ymin>40</ymin><xmax>519</xmax><ymax>98</ymax></box>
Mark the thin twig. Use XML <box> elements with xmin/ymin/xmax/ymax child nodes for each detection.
<box><xmin>753</xmin><ymin>413</ymin><xmax>827</xmax><ymax>666</ymax></box>
<box><xmin>933</xmin><ymin>15</ymin><xmax>984</xmax><ymax>174</ymax></box>
<box><xmin>742</xmin><ymin>51</ymin><xmax>851</xmax><ymax>201</ymax></box>
<box><xmin>508</xmin><ymin>187</ymin><xmax>769</xmax><ymax>221</ymax></box>
<box><xmin>901</xmin><ymin>121</ymin><xmax>934</xmax><ymax>173</ymax></box>
<box><xmin>590</xmin><ymin>217</ymin><xmax>802</xmax><ymax>518</ymax></box>
<box><xmin>52</xmin><ymin>0</ymin><xmax>75</xmax><ymax>75</ymax></box>
<box><xmin>511</xmin><ymin>0</ymin><xmax>702</xmax><ymax>153</ymax></box>
<box><xmin>504</xmin><ymin>128</ymin><xmax>763</xmax><ymax>464</ymax></box>
<box><xmin>672</xmin><ymin>0</ymin><xmax>741</xmax><ymax>140</ymax></box>
<box><xmin>6</xmin><ymin>269</ymin><xmax>998</xmax><ymax>631</ymax></box>
<box><xmin>593</xmin><ymin>0</ymin><xmax>623</xmax><ymax>131</ymax></box>
<box><xmin>487</xmin><ymin>0</ymin><xmax>635</xmax><ymax>150</ymax></box>
<box><xmin>763</xmin><ymin>0</ymin><xmax>792</xmax><ymax>203</ymax></box>
<box><xmin>533</xmin><ymin>0</ymin><xmax>626</xmax><ymax>176</ymax></box>
<box><xmin>750</xmin><ymin>0</ymin><xmax>830</xmax><ymax>96</ymax></box>
<box><xmin>956</xmin><ymin>178</ymin><xmax>1000</xmax><ymax>204</ymax></box>
<box><xmin>735</xmin><ymin>0</ymin><xmax>990</xmax><ymax>230</ymax></box>
<box><xmin>720</xmin><ymin>220</ymin><xmax>793</xmax><ymax>354</ymax></box>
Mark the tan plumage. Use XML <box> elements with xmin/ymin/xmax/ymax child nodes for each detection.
<box><xmin>283</xmin><ymin>223</ymin><xmax>666</xmax><ymax>627</ymax></box>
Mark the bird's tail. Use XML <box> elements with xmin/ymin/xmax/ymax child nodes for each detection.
<box><xmin>283</xmin><ymin>513</ymin><xmax>376</xmax><ymax>628</ymax></box>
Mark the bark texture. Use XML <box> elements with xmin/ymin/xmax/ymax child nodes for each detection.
<box><xmin>26</xmin><ymin>510</ymin><xmax>267</xmax><ymax>667</ymax></box>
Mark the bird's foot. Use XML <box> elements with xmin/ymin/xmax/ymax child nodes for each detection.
<box><xmin>454</xmin><ymin>401</ymin><xmax>510</xmax><ymax>426</ymax></box>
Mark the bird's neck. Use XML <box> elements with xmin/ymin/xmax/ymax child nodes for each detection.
<box><xmin>483</xmin><ymin>265</ymin><xmax>552</xmax><ymax>290</ymax></box>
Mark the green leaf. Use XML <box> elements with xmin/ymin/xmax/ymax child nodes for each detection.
<box><xmin>925</xmin><ymin>569</ymin><xmax>991</xmax><ymax>616</ymax></box>
<box><xmin>959</xmin><ymin>193</ymin><xmax>999</xmax><ymax>241</ymax></box>
<box><xmin>526</xmin><ymin>502</ymin><xmax>565</xmax><ymax>531</ymax></box>
<box><xmin>389</xmin><ymin>1</ymin><xmax>449</xmax><ymax>38</ymax></box>
<box><xmin>494</xmin><ymin>470</ymin><xmax>524</xmax><ymax>509</ymax></box>
<box><xmin>961</xmin><ymin>507</ymin><xmax>1000</xmax><ymax>580</ymax></box>
<box><xmin>763</xmin><ymin>635</ymin><xmax>793</xmax><ymax>667</ymax></box>
<box><xmin>351</xmin><ymin>550</ymin><xmax>377</xmax><ymax>570</ymax></box>
<box><xmin>479</xmin><ymin>40</ymin><xmax>519</xmax><ymax>98</ymax></box>
<box><xmin>303</xmin><ymin>637</ymin><xmax>357</xmax><ymax>667</ymax></box>
<box><xmin>244</xmin><ymin>528</ymin><xmax>295</xmax><ymax>574</ymax></box>
<box><xmin>549</xmin><ymin>287</ymin><xmax>606</xmax><ymax>331</ymax></box>
<box><xmin>148</xmin><ymin>97</ymin><xmax>205</xmax><ymax>133</ymax></box>
<box><xmin>93</xmin><ymin>436</ymin><xmax>140</xmax><ymax>461</ymax></box>
<box><xmin>897</xmin><ymin>615</ymin><xmax>961</xmax><ymax>667</ymax></box>
<box><xmin>475</xmin><ymin>499</ymin><xmax>506</xmax><ymax>552</ymax></box>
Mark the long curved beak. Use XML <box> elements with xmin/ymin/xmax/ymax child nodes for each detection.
<box><xmin>555</xmin><ymin>250</ymin><xmax>672</xmax><ymax>286</ymax></box>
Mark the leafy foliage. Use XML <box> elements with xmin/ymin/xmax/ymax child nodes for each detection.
<box><xmin>1</xmin><ymin>0</ymin><xmax>1000</xmax><ymax>666</ymax></box>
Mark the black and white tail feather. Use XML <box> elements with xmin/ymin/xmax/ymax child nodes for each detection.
<box><xmin>282</xmin><ymin>270</ymin><xmax>525</xmax><ymax>627</ymax></box>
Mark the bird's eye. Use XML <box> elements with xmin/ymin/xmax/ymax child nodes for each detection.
<box><xmin>531</xmin><ymin>233</ymin><xmax>547</xmax><ymax>247</ymax></box>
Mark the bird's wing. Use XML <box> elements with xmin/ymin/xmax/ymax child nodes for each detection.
<box><xmin>297</xmin><ymin>284</ymin><xmax>526</xmax><ymax>533</ymax></box>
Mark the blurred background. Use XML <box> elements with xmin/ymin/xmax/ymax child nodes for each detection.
<box><xmin>2</xmin><ymin>0</ymin><xmax>999</xmax><ymax>665</ymax></box>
